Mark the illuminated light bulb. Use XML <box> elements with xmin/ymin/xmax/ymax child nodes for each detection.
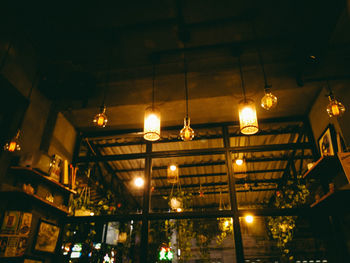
<box><xmin>90</xmin><ymin>212</ymin><xmax>94</xmax><ymax>216</ymax></box>
<box><xmin>167</xmin><ymin>164</ymin><xmax>179</xmax><ymax>184</ymax></box>
<box><xmin>4</xmin><ymin>130</ymin><xmax>21</xmax><ymax>152</ymax></box>
<box><xmin>327</xmin><ymin>96</ymin><xmax>345</xmax><ymax>117</ymax></box>
<box><xmin>180</xmin><ymin>116</ymin><xmax>194</xmax><ymax>141</ymax></box>
<box><xmin>144</xmin><ymin>106</ymin><xmax>161</xmax><ymax>141</ymax></box>
<box><xmin>93</xmin><ymin>106</ymin><xmax>108</xmax><ymax>127</ymax></box>
<box><xmin>245</xmin><ymin>215</ymin><xmax>254</xmax><ymax>224</ymax></box>
<box><xmin>238</xmin><ymin>99</ymin><xmax>259</xmax><ymax>135</ymax></box>
<box><xmin>235</xmin><ymin>159</ymin><xmax>243</xmax><ymax>166</ymax></box>
<box><xmin>261</xmin><ymin>92</ymin><xmax>277</xmax><ymax>110</ymax></box>
<box><xmin>176</xmin><ymin>208</ymin><xmax>182</xmax><ymax>212</ymax></box>
<box><xmin>134</xmin><ymin>177</ymin><xmax>144</xmax><ymax>188</ymax></box>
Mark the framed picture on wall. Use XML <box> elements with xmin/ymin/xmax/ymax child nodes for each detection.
<box><xmin>33</xmin><ymin>220</ymin><xmax>60</xmax><ymax>254</ymax></box>
<box><xmin>318</xmin><ymin>124</ymin><xmax>338</xmax><ymax>157</ymax></box>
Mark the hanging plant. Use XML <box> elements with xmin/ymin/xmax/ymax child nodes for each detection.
<box><xmin>267</xmin><ymin>175</ymin><xmax>309</xmax><ymax>254</ymax></box>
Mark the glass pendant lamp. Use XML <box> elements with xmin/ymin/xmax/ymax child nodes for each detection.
<box><xmin>179</xmin><ymin>52</ymin><xmax>194</xmax><ymax>141</ymax></box>
<box><xmin>93</xmin><ymin>105</ymin><xmax>108</xmax><ymax>127</ymax></box>
<box><xmin>237</xmin><ymin>57</ymin><xmax>259</xmax><ymax>135</ymax></box>
<box><xmin>326</xmin><ymin>81</ymin><xmax>345</xmax><ymax>117</ymax></box>
<box><xmin>144</xmin><ymin>64</ymin><xmax>161</xmax><ymax>141</ymax></box>
<box><xmin>4</xmin><ymin>130</ymin><xmax>21</xmax><ymax>152</ymax></box>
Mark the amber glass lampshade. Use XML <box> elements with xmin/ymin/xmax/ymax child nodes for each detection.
<box><xmin>93</xmin><ymin>106</ymin><xmax>108</xmax><ymax>127</ymax></box>
<box><xmin>261</xmin><ymin>91</ymin><xmax>277</xmax><ymax>110</ymax></box>
<box><xmin>167</xmin><ymin>164</ymin><xmax>179</xmax><ymax>184</ymax></box>
<box><xmin>180</xmin><ymin>116</ymin><xmax>194</xmax><ymax>141</ymax></box>
<box><xmin>238</xmin><ymin>99</ymin><xmax>259</xmax><ymax>135</ymax></box>
<box><xmin>4</xmin><ymin>130</ymin><xmax>21</xmax><ymax>152</ymax></box>
<box><xmin>327</xmin><ymin>95</ymin><xmax>345</xmax><ymax>117</ymax></box>
<box><xmin>144</xmin><ymin>106</ymin><xmax>161</xmax><ymax>141</ymax></box>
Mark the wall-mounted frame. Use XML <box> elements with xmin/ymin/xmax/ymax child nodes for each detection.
<box><xmin>33</xmin><ymin>219</ymin><xmax>60</xmax><ymax>254</ymax></box>
<box><xmin>318</xmin><ymin>124</ymin><xmax>338</xmax><ymax>157</ymax></box>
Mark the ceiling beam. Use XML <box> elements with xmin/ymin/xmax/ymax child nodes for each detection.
<box><xmin>149</xmin><ymin>170</ymin><xmax>284</xmax><ymax>180</ymax></box>
<box><xmin>76</xmin><ymin>142</ymin><xmax>312</xmax><ymax>163</ymax></box>
<box><xmin>114</xmin><ymin>155</ymin><xmax>312</xmax><ymax>173</ymax></box>
<box><xmin>153</xmin><ymin>188</ymin><xmax>277</xmax><ymax>197</ymax></box>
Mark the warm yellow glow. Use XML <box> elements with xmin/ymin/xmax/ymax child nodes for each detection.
<box><xmin>167</xmin><ymin>164</ymin><xmax>179</xmax><ymax>184</ymax></box>
<box><xmin>176</xmin><ymin>208</ymin><xmax>182</xmax><ymax>212</ymax></box>
<box><xmin>245</xmin><ymin>215</ymin><xmax>254</xmax><ymax>224</ymax></box>
<box><xmin>238</xmin><ymin>100</ymin><xmax>259</xmax><ymax>135</ymax></box>
<box><xmin>235</xmin><ymin>159</ymin><xmax>243</xmax><ymax>166</ymax></box>
<box><xmin>4</xmin><ymin>131</ymin><xmax>21</xmax><ymax>152</ymax></box>
<box><xmin>134</xmin><ymin>177</ymin><xmax>145</xmax><ymax>188</ymax></box>
<box><xmin>331</xmin><ymin>104</ymin><xmax>340</xmax><ymax>116</ymax></box>
<box><xmin>93</xmin><ymin>111</ymin><xmax>108</xmax><ymax>127</ymax></box>
<box><xmin>261</xmin><ymin>92</ymin><xmax>277</xmax><ymax>110</ymax></box>
<box><xmin>327</xmin><ymin>97</ymin><xmax>345</xmax><ymax>117</ymax></box>
<box><xmin>170</xmin><ymin>197</ymin><xmax>182</xmax><ymax>210</ymax></box>
<box><xmin>90</xmin><ymin>212</ymin><xmax>95</xmax><ymax>216</ymax></box>
<box><xmin>144</xmin><ymin>107</ymin><xmax>161</xmax><ymax>141</ymax></box>
<box><xmin>180</xmin><ymin>117</ymin><xmax>194</xmax><ymax>141</ymax></box>
<box><xmin>8</xmin><ymin>141</ymin><xmax>17</xmax><ymax>152</ymax></box>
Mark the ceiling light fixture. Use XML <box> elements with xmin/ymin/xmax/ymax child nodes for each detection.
<box><xmin>93</xmin><ymin>105</ymin><xmax>108</xmax><ymax>128</ymax></box>
<box><xmin>167</xmin><ymin>164</ymin><xmax>179</xmax><ymax>184</ymax></box>
<box><xmin>134</xmin><ymin>177</ymin><xmax>144</xmax><ymax>188</ymax></box>
<box><xmin>144</xmin><ymin>64</ymin><xmax>161</xmax><ymax>141</ymax></box>
<box><xmin>326</xmin><ymin>80</ymin><xmax>345</xmax><ymax>117</ymax></box>
<box><xmin>238</xmin><ymin>56</ymin><xmax>259</xmax><ymax>135</ymax></box>
<box><xmin>245</xmin><ymin>215</ymin><xmax>254</xmax><ymax>224</ymax></box>
<box><xmin>180</xmin><ymin>49</ymin><xmax>194</xmax><ymax>141</ymax></box>
<box><xmin>4</xmin><ymin>130</ymin><xmax>21</xmax><ymax>152</ymax></box>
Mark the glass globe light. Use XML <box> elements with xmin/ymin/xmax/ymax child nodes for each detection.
<box><xmin>238</xmin><ymin>99</ymin><xmax>259</xmax><ymax>135</ymax></box>
<box><xmin>327</xmin><ymin>96</ymin><xmax>345</xmax><ymax>117</ymax></box>
<box><xmin>4</xmin><ymin>130</ymin><xmax>21</xmax><ymax>152</ymax></box>
<box><xmin>261</xmin><ymin>92</ymin><xmax>277</xmax><ymax>110</ymax></box>
<box><xmin>93</xmin><ymin>106</ymin><xmax>108</xmax><ymax>127</ymax></box>
<box><xmin>180</xmin><ymin>116</ymin><xmax>194</xmax><ymax>141</ymax></box>
<box><xmin>144</xmin><ymin>106</ymin><xmax>161</xmax><ymax>141</ymax></box>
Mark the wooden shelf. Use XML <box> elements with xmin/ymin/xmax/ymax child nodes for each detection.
<box><xmin>10</xmin><ymin>166</ymin><xmax>76</xmax><ymax>195</ymax></box>
<box><xmin>310</xmin><ymin>189</ymin><xmax>350</xmax><ymax>209</ymax></box>
<box><xmin>0</xmin><ymin>190</ymin><xmax>69</xmax><ymax>215</ymax></box>
<box><xmin>303</xmin><ymin>155</ymin><xmax>340</xmax><ymax>180</ymax></box>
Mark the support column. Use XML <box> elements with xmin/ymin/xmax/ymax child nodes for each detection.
<box><xmin>222</xmin><ymin>126</ymin><xmax>245</xmax><ymax>263</ymax></box>
<box><xmin>140</xmin><ymin>142</ymin><xmax>152</xmax><ymax>262</ymax></box>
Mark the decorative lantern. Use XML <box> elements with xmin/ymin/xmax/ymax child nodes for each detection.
<box><xmin>180</xmin><ymin>116</ymin><xmax>194</xmax><ymax>141</ymax></box>
<box><xmin>238</xmin><ymin>99</ymin><xmax>259</xmax><ymax>135</ymax></box>
<box><xmin>170</xmin><ymin>197</ymin><xmax>182</xmax><ymax>210</ymax></box>
<box><xmin>93</xmin><ymin>106</ymin><xmax>108</xmax><ymax>128</ymax></box>
<box><xmin>4</xmin><ymin>130</ymin><xmax>21</xmax><ymax>152</ymax></box>
<box><xmin>167</xmin><ymin>164</ymin><xmax>179</xmax><ymax>184</ymax></box>
<box><xmin>233</xmin><ymin>158</ymin><xmax>247</xmax><ymax>178</ymax></box>
<box><xmin>327</xmin><ymin>95</ymin><xmax>345</xmax><ymax>117</ymax></box>
<box><xmin>144</xmin><ymin>106</ymin><xmax>161</xmax><ymax>141</ymax></box>
<box><xmin>261</xmin><ymin>90</ymin><xmax>277</xmax><ymax>110</ymax></box>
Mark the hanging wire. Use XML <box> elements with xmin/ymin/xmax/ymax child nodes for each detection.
<box><xmin>252</xmin><ymin>23</ymin><xmax>269</xmax><ymax>89</ymax></box>
<box><xmin>326</xmin><ymin>80</ymin><xmax>333</xmax><ymax>96</ymax></box>
<box><xmin>152</xmin><ymin>63</ymin><xmax>156</xmax><ymax>109</ymax></box>
<box><xmin>238</xmin><ymin>56</ymin><xmax>246</xmax><ymax>101</ymax></box>
<box><xmin>183</xmin><ymin>48</ymin><xmax>189</xmax><ymax>117</ymax></box>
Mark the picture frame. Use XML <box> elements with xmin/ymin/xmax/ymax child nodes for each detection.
<box><xmin>33</xmin><ymin>220</ymin><xmax>60</xmax><ymax>254</ymax></box>
<box><xmin>318</xmin><ymin>124</ymin><xmax>338</xmax><ymax>157</ymax></box>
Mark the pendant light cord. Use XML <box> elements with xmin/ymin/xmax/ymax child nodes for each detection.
<box><xmin>252</xmin><ymin>23</ymin><xmax>270</xmax><ymax>92</ymax></box>
<box><xmin>152</xmin><ymin>63</ymin><xmax>155</xmax><ymax>109</ymax></box>
<box><xmin>326</xmin><ymin>80</ymin><xmax>334</xmax><ymax>97</ymax></box>
<box><xmin>238</xmin><ymin>56</ymin><xmax>247</xmax><ymax>101</ymax></box>
<box><xmin>183</xmin><ymin>50</ymin><xmax>189</xmax><ymax>117</ymax></box>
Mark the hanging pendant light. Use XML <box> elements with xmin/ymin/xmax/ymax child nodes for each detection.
<box><xmin>326</xmin><ymin>81</ymin><xmax>345</xmax><ymax>117</ymax></box>
<box><xmin>4</xmin><ymin>130</ymin><xmax>21</xmax><ymax>152</ymax></box>
<box><xmin>252</xmin><ymin>24</ymin><xmax>277</xmax><ymax>110</ymax></box>
<box><xmin>144</xmin><ymin>64</ymin><xmax>161</xmax><ymax>141</ymax></box>
<box><xmin>237</xmin><ymin>57</ymin><xmax>259</xmax><ymax>135</ymax></box>
<box><xmin>180</xmin><ymin>50</ymin><xmax>194</xmax><ymax>141</ymax></box>
<box><xmin>167</xmin><ymin>164</ymin><xmax>179</xmax><ymax>184</ymax></box>
<box><xmin>93</xmin><ymin>105</ymin><xmax>108</xmax><ymax>127</ymax></box>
